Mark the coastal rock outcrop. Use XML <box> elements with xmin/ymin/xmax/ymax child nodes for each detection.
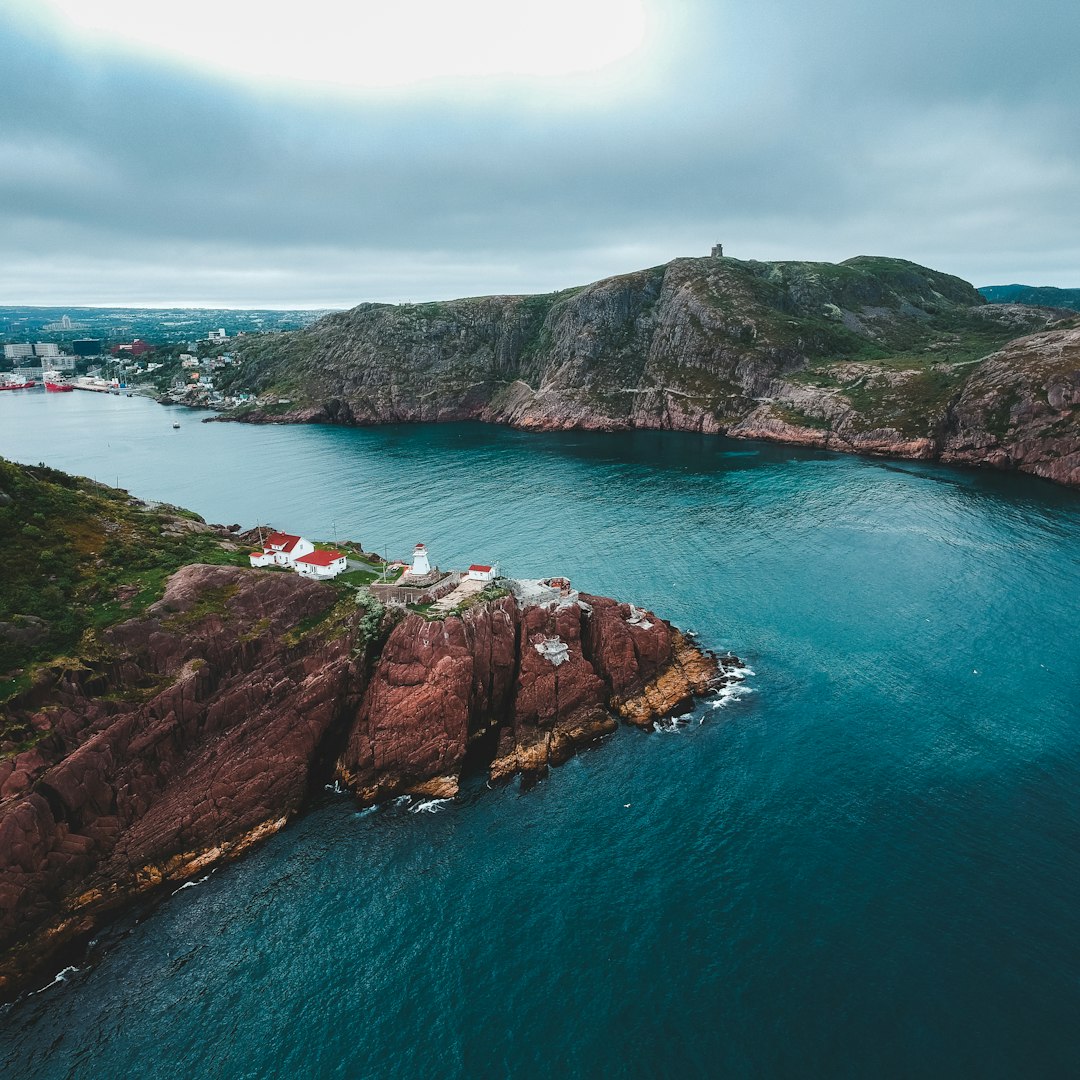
<box><xmin>334</xmin><ymin>590</ymin><xmax>735</xmax><ymax>797</ymax></box>
<box><xmin>938</xmin><ymin>326</ymin><xmax>1080</xmax><ymax>487</ymax></box>
<box><xmin>0</xmin><ymin>566</ymin><xmax>736</xmax><ymax>998</ymax></box>
<box><xmin>0</xmin><ymin>565</ymin><xmax>368</xmax><ymax>996</ymax></box>
<box><xmin>223</xmin><ymin>255</ymin><xmax>1080</xmax><ymax>487</ymax></box>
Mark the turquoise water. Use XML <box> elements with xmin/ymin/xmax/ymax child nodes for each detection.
<box><xmin>2</xmin><ymin>390</ymin><xmax>1080</xmax><ymax>1077</ymax></box>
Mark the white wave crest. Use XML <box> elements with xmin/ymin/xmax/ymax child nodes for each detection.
<box><xmin>710</xmin><ymin>682</ymin><xmax>756</xmax><ymax>709</ymax></box>
<box><xmin>655</xmin><ymin>712</ymin><xmax>695</xmax><ymax>734</ymax></box>
<box><xmin>172</xmin><ymin>874</ymin><xmax>211</xmax><ymax>896</ymax></box>
<box><xmin>31</xmin><ymin>965</ymin><xmax>80</xmax><ymax>995</ymax></box>
<box><xmin>410</xmin><ymin>797</ymin><xmax>452</xmax><ymax>814</ymax></box>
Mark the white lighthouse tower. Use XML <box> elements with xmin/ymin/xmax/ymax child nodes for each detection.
<box><xmin>409</xmin><ymin>542</ymin><xmax>431</xmax><ymax>578</ymax></box>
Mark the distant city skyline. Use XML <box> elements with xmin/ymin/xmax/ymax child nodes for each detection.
<box><xmin>2</xmin><ymin>0</ymin><xmax>1079</xmax><ymax>307</ymax></box>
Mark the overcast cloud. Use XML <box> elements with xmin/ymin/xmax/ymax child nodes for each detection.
<box><xmin>1</xmin><ymin>0</ymin><xmax>1078</xmax><ymax>307</ymax></box>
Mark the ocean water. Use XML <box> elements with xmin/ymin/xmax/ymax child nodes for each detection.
<box><xmin>1</xmin><ymin>390</ymin><xmax>1080</xmax><ymax>1078</ymax></box>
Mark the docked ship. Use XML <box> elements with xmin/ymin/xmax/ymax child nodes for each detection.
<box><xmin>0</xmin><ymin>374</ymin><xmax>36</xmax><ymax>390</ymax></box>
<box><xmin>43</xmin><ymin>371</ymin><xmax>75</xmax><ymax>392</ymax></box>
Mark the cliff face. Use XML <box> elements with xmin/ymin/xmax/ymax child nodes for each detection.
<box><xmin>226</xmin><ymin>256</ymin><xmax>1079</xmax><ymax>487</ymax></box>
<box><xmin>0</xmin><ymin>564</ymin><xmax>368</xmax><ymax>995</ymax></box>
<box><xmin>938</xmin><ymin>326</ymin><xmax>1080</xmax><ymax>487</ymax></box>
<box><xmin>337</xmin><ymin>591</ymin><xmax>722</xmax><ymax>800</ymax></box>
<box><xmin>0</xmin><ymin>567</ymin><xmax>734</xmax><ymax>997</ymax></box>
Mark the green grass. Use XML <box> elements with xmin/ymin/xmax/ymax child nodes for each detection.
<box><xmin>336</xmin><ymin>568</ymin><xmax>380</xmax><ymax>587</ymax></box>
<box><xmin>454</xmin><ymin>584</ymin><xmax>511</xmax><ymax>614</ymax></box>
<box><xmin>841</xmin><ymin>367</ymin><xmax>967</xmax><ymax>436</ymax></box>
<box><xmin>0</xmin><ymin>457</ymin><xmax>249</xmax><ymax>680</ymax></box>
<box><xmin>769</xmin><ymin>406</ymin><xmax>833</xmax><ymax>431</ymax></box>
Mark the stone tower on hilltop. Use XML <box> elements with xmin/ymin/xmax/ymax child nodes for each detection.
<box><xmin>711</xmin><ymin>242</ymin><xmax>724</xmax><ymax>258</ymax></box>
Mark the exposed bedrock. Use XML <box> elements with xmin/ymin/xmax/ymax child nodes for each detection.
<box><xmin>0</xmin><ymin>567</ymin><xmax>732</xmax><ymax>997</ymax></box>
<box><xmin>225</xmin><ymin>256</ymin><xmax>1080</xmax><ymax>487</ymax></box>
<box><xmin>0</xmin><ymin>565</ymin><xmax>367</xmax><ymax>997</ymax></box>
<box><xmin>335</xmin><ymin>591</ymin><xmax>727</xmax><ymax>794</ymax></box>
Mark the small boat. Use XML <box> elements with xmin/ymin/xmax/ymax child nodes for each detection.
<box><xmin>44</xmin><ymin>373</ymin><xmax>74</xmax><ymax>392</ymax></box>
<box><xmin>172</xmin><ymin>422</ymin><xmax>180</xmax><ymax>429</ymax></box>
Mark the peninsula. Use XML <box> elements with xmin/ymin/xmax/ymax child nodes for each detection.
<box><xmin>211</xmin><ymin>254</ymin><xmax>1080</xmax><ymax>489</ymax></box>
<box><xmin>0</xmin><ymin>457</ymin><xmax>743</xmax><ymax>998</ymax></box>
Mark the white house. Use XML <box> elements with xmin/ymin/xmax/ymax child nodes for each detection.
<box><xmin>294</xmin><ymin>549</ymin><xmax>347</xmax><ymax>579</ymax></box>
<box><xmin>249</xmin><ymin>531</ymin><xmax>315</xmax><ymax>568</ymax></box>
<box><xmin>468</xmin><ymin>564</ymin><xmax>496</xmax><ymax>582</ymax></box>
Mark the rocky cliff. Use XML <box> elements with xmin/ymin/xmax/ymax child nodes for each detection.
<box><xmin>0</xmin><ymin>492</ymin><xmax>738</xmax><ymax>998</ymax></box>
<box><xmin>223</xmin><ymin>255</ymin><xmax>1080</xmax><ymax>487</ymax></box>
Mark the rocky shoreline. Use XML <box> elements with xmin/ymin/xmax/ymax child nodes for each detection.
<box><xmin>0</xmin><ymin>561</ymin><xmax>743</xmax><ymax>999</ymax></box>
<box><xmin>208</xmin><ymin>256</ymin><xmax>1079</xmax><ymax>489</ymax></box>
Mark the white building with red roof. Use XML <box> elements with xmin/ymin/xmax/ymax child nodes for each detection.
<box><xmin>468</xmin><ymin>564</ymin><xmax>496</xmax><ymax>582</ymax></box>
<box><xmin>248</xmin><ymin>531</ymin><xmax>315</xmax><ymax>569</ymax></box>
<box><xmin>294</xmin><ymin>549</ymin><xmax>348</xmax><ymax>579</ymax></box>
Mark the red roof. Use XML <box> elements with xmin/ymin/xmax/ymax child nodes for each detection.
<box><xmin>295</xmin><ymin>550</ymin><xmax>344</xmax><ymax>567</ymax></box>
<box><xmin>265</xmin><ymin>531</ymin><xmax>301</xmax><ymax>552</ymax></box>
<box><xmin>469</xmin><ymin>564</ymin><xmax>492</xmax><ymax>572</ymax></box>
<box><xmin>249</xmin><ymin>551</ymin><xmax>264</xmax><ymax>558</ymax></box>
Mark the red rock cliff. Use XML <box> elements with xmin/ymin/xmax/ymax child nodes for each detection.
<box><xmin>336</xmin><ymin>590</ymin><xmax>731</xmax><ymax>796</ymax></box>
<box><xmin>0</xmin><ymin>570</ymin><xmax>734</xmax><ymax>998</ymax></box>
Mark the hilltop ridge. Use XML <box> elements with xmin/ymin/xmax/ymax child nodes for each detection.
<box><xmin>216</xmin><ymin>254</ymin><xmax>1080</xmax><ymax>488</ymax></box>
<box><xmin>979</xmin><ymin>284</ymin><xmax>1080</xmax><ymax>311</ymax></box>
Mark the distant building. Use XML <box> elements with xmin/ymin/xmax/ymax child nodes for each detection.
<box><xmin>111</xmin><ymin>339</ymin><xmax>153</xmax><ymax>357</ymax></box>
<box><xmin>47</xmin><ymin>356</ymin><xmax>77</xmax><ymax>371</ymax></box>
<box><xmin>468</xmin><ymin>564</ymin><xmax>496</xmax><ymax>582</ymax></box>
<box><xmin>72</xmin><ymin>339</ymin><xmax>103</xmax><ymax>357</ymax></box>
<box><xmin>33</xmin><ymin>343</ymin><xmax>59</xmax><ymax>357</ymax></box>
<box><xmin>3</xmin><ymin>343</ymin><xmax>33</xmax><ymax>360</ymax></box>
<box><xmin>711</xmin><ymin>243</ymin><xmax>724</xmax><ymax>258</ymax></box>
<box><xmin>207</xmin><ymin>328</ymin><xmax>227</xmax><ymax>343</ymax></box>
<box><xmin>43</xmin><ymin>315</ymin><xmax>88</xmax><ymax>332</ymax></box>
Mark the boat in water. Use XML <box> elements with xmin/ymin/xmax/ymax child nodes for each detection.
<box><xmin>172</xmin><ymin>421</ymin><xmax>180</xmax><ymax>429</ymax></box>
<box><xmin>43</xmin><ymin>372</ymin><xmax>74</xmax><ymax>392</ymax></box>
<box><xmin>0</xmin><ymin>375</ymin><xmax>36</xmax><ymax>391</ymax></box>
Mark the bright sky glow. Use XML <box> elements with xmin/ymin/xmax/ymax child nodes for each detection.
<box><xmin>33</xmin><ymin>0</ymin><xmax>649</xmax><ymax>89</ymax></box>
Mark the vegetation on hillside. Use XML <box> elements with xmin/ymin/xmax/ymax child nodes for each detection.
<box><xmin>0</xmin><ymin>458</ymin><xmax>246</xmax><ymax>692</ymax></box>
<box><xmin>221</xmin><ymin>256</ymin><xmax>1060</xmax><ymax>434</ymax></box>
<box><xmin>980</xmin><ymin>285</ymin><xmax>1080</xmax><ymax>312</ymax></box>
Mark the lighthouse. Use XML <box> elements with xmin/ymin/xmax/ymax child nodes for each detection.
<box><xmin>409</xmin><ymin>542</ymin><xmax>431</xmax><ymax>578</ymax></box>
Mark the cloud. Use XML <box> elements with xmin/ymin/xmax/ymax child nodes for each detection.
<box><xmin>1</xmin><ymin>0</ymin><xmax>1078</xmax><ymax>307</ymax></box>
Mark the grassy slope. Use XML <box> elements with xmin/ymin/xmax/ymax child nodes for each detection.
<box><xmin>0</xmin><ymin>458</ymin><xmax>246</xmax><ymax>697</ymax></box>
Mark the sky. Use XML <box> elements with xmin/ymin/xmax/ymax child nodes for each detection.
<box><xmin>2</xmin><ymin>0</ymin><xmax>1079</xmax><ymax>308</ymax></box>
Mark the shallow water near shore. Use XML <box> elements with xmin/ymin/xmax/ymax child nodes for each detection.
<box><xmin>2</xmin><ymin>390</ymin><xmax>1080</xmax><ymax>1077</ymax></box>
